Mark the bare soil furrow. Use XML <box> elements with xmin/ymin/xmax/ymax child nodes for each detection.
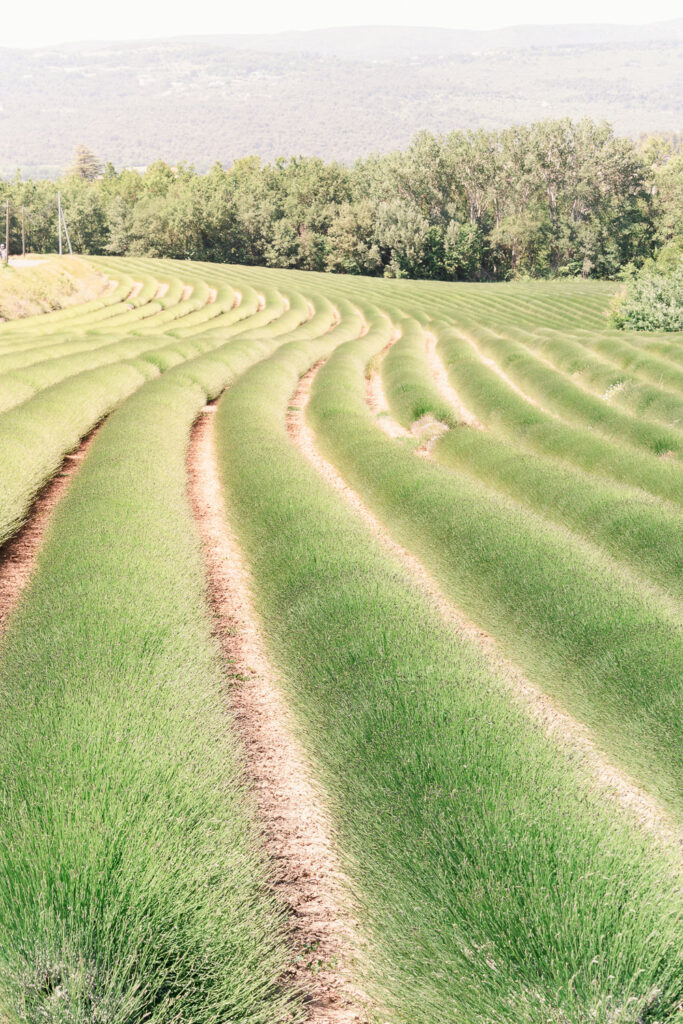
<box><xmin>187</xmin><ymin>407</ymin><xmax>373</xmax><ymax>1024</ymax></box>
<box><xmin>365</xmin><ymin>332</ymin><xmax>448</xmax><ymax>454</ymax></box>
<box><xmin>0</xmin><ymin>431</ymin><xmax>99</xmax><ymax>632</ymax></box>
<box><xmin>126</xmin><ymin>280</ymin><xmax>144</xmax><ymax>303</ymax></box>
<box><xmin>365</xmin><ymin>335</ymin><xmax>411</xmax><ymax>439</ymax></box>
<box><xmin>424</xmin><ymin>330</ymin><xmax>484</xmax><ymax>428</ymax></box>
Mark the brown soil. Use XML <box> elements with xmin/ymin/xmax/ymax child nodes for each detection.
<box><xmin>288</xmin><ymin>364</ymin><xmax>681</xmax><ymax>855</ymax></box>
<box><xmin>365</xmin><ymin>336</ymin><xmax>411</xmax><ymax>440</ymax></box>
<box><xmin>154</xmin><ymin>282</ymin><xmax>170</xmax><ymax>300</ymax></box>
<box><xmin>0</xmin><ymin>431</ymin><xmax>99</xmax><ymax>632</ymax></box>
<box><xmin>412</xmin><ymin>415</ymin><xmax>449</xmax><ymax>458</ymax></box>
<box><xmin>327</xmin><ymin>307</ymin><xmax>342</xmax><ymax>333</ymax></box>
<box><xmin>257</xmin><ymin>293</ymin><xmax>266</xmax><ymax>312</ymax></box>
<box><xmin>424</xmin><ymin>331</ymin><xmax>483</xmax><ymax>428</ymax></box>
<box><xmin>180</xmin><ymin>284</ymin><xmax>194</xmax><ymax>302</ymax></box>
<box><xmin>207</xmin><ymin>287</ymin><xmax>218</xmax><ymax>304</ymax></box>
<box><xmin>127</xmin><ymin>281</ymin><xmax>144</xmax><ymax>303</ymax></box>
<box><xmin>187</xmin><ymin>409</ymin><xmax>374</xmax><ymax>1024</ymax></box>
<box><xmin>365</xmin><ymin>334</ymin><xmax>448</xmax><ymax>455</ymax></box>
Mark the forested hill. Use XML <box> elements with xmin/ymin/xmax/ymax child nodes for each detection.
<box><xmin>4</xmin><ymin>120</ymin><xmax>682</xmax><ymax>282</ymax></box>
<box><xmin>1</xmin><ymin>20</ymin><xmax>682</xmax><ymax>178</ymax></box>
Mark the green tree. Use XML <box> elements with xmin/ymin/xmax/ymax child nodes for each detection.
<box><xmin>0</xmin><ymin>118</ymin><xmax>662</xmax><ymax>277</ymax></box>
<box><xmin>374</xmin><ymin>199</ymin><xmax>431</xmax><ymax>278</ymax></box>
<box><xmin>326</xmin><ymin>202</ymin><xmax>382</xmax><ymax>275</ymax></box>
<box><xmin>67</xmin><ymin>145</ymin><xmax>103</xmax><ymax>181</ymax></box>
<box><xmin>652</xmin><ymin>154</ymin><xmax>683</xmax><ymax>267</ymax></box>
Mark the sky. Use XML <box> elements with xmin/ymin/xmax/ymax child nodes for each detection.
<box><xmin>2</xmin><ymin>0</ymin><xmax>681</xmax><ymax>48</ymax></box>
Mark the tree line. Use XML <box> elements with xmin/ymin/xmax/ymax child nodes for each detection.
<box><xmin>2</xmin><ymin>121</ymin><xmax>681</xmax><ymax>281</ymax></box>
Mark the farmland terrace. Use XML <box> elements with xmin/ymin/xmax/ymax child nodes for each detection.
<box><xmin>0</xmin><ymin>255</ymin><xmax>680</xmax><ymax>1023</ymax></box>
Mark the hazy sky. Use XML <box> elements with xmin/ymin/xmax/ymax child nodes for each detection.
<box><xmin>3</xmin><ymin>0</ymin><xmax>681</xmax><ymax>47</ymax></box>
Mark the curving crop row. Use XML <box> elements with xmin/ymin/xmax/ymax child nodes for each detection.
<box><xmin>215</xmin><ymin>325</ymin><xmax>681</xmax><ymax>1024</ymax></box>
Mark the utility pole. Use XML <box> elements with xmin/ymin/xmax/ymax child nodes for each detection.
<box><xmin>4</xmin><ymin>200</ymin><xmax>8</xmax><ymax>265</ymax></box>
<box><xmin>61</xmin><ymin>207</ymin><xmax>73</xmax><ymax>256</ymax></box>
<box><xmin>21</xmin><ymin>206</ymin><xmax>26</xmax><ymax>257</ymax></box>
<box><xmin>57</xmin><ymin>192</ymin><xmax>63</xmax><ymax>256</ymax></box>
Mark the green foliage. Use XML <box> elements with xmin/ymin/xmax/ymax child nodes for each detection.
<box><xmin>653</xmin><ymin>152</ymin><xmax>683</xmax><ymax>248</ymax></box>
<box><xmin>0</xmin><ymin>363</ymin><xmax>150</xmax><ymax>546</ymax></box>
<box><xmin>612</xmin><ymin>262</ymin><xmax>683</xmax><ymax>331</ymax></box>
<box><xmin>0</xmin><ymin>119</ymin><xmax>666</xmax><ymax>281</ymax></box>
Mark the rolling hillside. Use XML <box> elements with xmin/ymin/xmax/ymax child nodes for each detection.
<box><xmin>1</xmin><ymin>20</ymin><xmax>682</xmax><ymax>177</ymax></box>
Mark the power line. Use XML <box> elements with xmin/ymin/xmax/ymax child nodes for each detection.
<box><xmin>61</xmin><ymin>205</ymin><xmax>73</xmax><ymax>255</ymax></box>
<box><xmin>3</xmin><ymin>200</ymin><xmax>8</xmax><ymax>265</ymax></box>
<box><xmin>56</xmin><ymin>193</ymin><xmax>73</xmax><ymax>256</ymax></box>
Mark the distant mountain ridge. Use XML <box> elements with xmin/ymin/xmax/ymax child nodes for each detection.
<box><xmin>58</xmin><ymin>19</ymin><xmax>683</xmax><ymax>58</ymax></box>
<box><xmin>1</xmin><ymin>22</ymin><xmax>681</xmax><ymax>178</ymax></box>
<box><xmin>175</xmin><ymin>19</ymin><xmax>683</xmax><ymax>57</ymax></box>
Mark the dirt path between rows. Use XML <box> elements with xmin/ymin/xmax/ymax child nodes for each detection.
<box><xmin>288</xmin><ymin>364</ymin><xmax>681</xmax><ymax>856</ymax></box>
<box><xmin>425</xmin><ymin>331</ymin><xmax>483</xmax><ymax>428</ymax></box>
<box><xmin>365</xmin><ymin>335</ymin><xmax>450</xmax><ymax>456</ymax></box>
<box><xmin>365</xmin><ymin>335</ymin><xmax>411</xmax><ymax>440</ymax></box>
<box><xmin>126</xmin><ymin>281</ymin><xmax>144</xmax><ymax>303</ymax></box>
<box><xmin>187</xmin><ymin>408</ymin><xmax>373</xmax><ymax>1024</ymax></box>
<box><xmin>327</xmin><ymin>306</ymin><xmax>342</xmax><ymax>334</ymax></box>
<box><xmin>0</xmin><ymin>432</ymin><xmax>99</xmax><ymax>632</ymax></box>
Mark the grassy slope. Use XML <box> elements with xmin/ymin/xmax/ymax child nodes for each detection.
<box><xmin>0</xmin><ymin>258</ymin><xmax>109</xmax><ymax>321</ymax></box>
<box><xmin>434</xmin><ymin>325</ymin><xmax>683</xmax><ymax>504</ymax></box>
<box><xmin>505</xmin><ymin>327</ymin><xmax>683</xmax><ymax>429</ymax></box>
<box><xmin>458</xmin><ymin>324</ymin><xmax>683</xmax><ymax>457</ymax></box>
<box><xmin>0</xmin><ymin>260</ymin><xmax>311</xmax><ymax>554</ymax></box>
<box><xmin>0</xmin><ymin>266</ymin><xmax>355</xmax><ymax>1022</ymax></box>
<box><xmin>433</xmin><ymin>428</ymin><xmax>683</xmax><ymax>601</ymax></box>
<box><xmin>0</xmin><ymin>362</ymin><xmax>157</xmax><ymax>547</ymax></box>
